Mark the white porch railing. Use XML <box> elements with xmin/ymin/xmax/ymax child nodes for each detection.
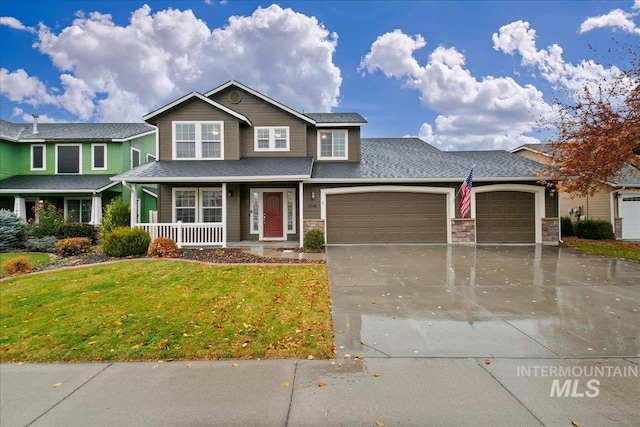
<box><xmin>135</xmin><ymin>222</ymin><xmax>225</xmax><ymax>248</ymax></box>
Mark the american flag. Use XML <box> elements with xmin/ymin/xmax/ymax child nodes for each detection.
<box><xmin>458</xmin><ymin>169</ymin><xmax>473</xmax><ymax>218</ymax></box>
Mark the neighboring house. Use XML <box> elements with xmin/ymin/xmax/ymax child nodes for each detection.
<box><xmin>0</xmin><ymin>119</ymin><xmax>158</xmax><ymax>224</ymax></box>
<box><xmin>512</xmin><ymin>143</ymin><xmax>640</xmax><ymax>240</ymax></box>
<box><xmin>113</xmin><ymin>80</ymin><xmax>559</xmax><ymax>247</ymax></box>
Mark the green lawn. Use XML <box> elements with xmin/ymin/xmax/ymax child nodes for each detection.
<box><xmin>0</xmin><ymin>252</ymin><xmax>52</xmax><ymax>274</ymax></box>
<box><xmin>0</xmin><ymin>260</ymin><xmax>334</xmax><ymax>362</ymax></box>
<box><xmin>563</xmin><ymin>237</ymin><xmax>640</xmax><ymax>262</ymax></box>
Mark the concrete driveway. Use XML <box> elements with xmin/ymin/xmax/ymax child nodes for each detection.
<box><xmin>328</xmin><ymin>245</ymin><xmax>640</xmax><ymax>359</ymax></box>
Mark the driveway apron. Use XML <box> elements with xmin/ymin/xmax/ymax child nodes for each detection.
<box><xmin>326</xmin><ymin>245</ymin><xmax>640</xmax><ymax>359</ymax></box>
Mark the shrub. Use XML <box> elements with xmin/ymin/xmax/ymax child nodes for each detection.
<box><xmin>55</xmin><ymin>237</ymin><xmax>91</xmax><ymax>257</ymax></box>
<box><xmin>101</xmin><ymin>227</ymin><xmax>150</xmax><ymax>257</ymax></box>
<box><xmin>0</xmin><ymin>209</ymin><xmax>25</xmax><ymax>250</ymax></box>
<box><xmin>2</xmin><ymin>256</ymin><xmax>32</xmax><ymax>275</ymax></box>
<box><xmin>303</xmin><ymin>229</ymin><xmax>325</xmax><ymax>249</ymax></box>
<box><xmin>28</xmin><ymin>203</ymin><xmax>64</xmax><ymax>238</ymax></box>
<box><xmin>25</xmin><ymin>236</ymin><xmax>58</xmax><ymax>253</ymax></box>
<box><xmin>574</xmin><ymin>220</ymin><xmax>614</xmax><ymax>240</ymax></box>
<box><xmin>58</xmin><ymin>222</ymin><xmax>95</xmax><ymax>242</ymax></box>
<box><xmin>561</xmin><ymin>216</ymin><xmax>574</xmax><ymax>237</ymax></box>
<box><xmin>101</xmin><ymin>199</ymin><xmax>131</xmax><ymax>235</ymax></box>
<box><xmin>148</xmin><ymin>237</ymin><xmax>179</xmax><ymax>258</ymax></box>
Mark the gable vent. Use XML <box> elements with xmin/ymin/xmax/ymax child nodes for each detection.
<box><xmin>228</xmin><ymin>91</ymin><xmax>242</xmax><ymax>104</ymax></box>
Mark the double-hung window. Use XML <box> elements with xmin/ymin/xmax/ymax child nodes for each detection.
<box><xmin>173</xmin><ymin>122</ymin><xmax>223</xmax><ymax>159</ymax></box>
<box><xmin>254</xmin><ymin>127</ymin><xmax>289</xmax><ymax>151</ymax></box>
<box><xmin>318</xmin><ymin>130</ymin><xmax>347</xmax><ymax>160</ymax></box>
<box><xmin>173</xmin><ymin>188</ymin><xmax>222</xmax><ymax>223</ymax></box>
<box><xmin>31</xmin><ymin>144</ymin><xmax>46</xmax><ymax>171</ymax></box>
<box><xmin>92</xmin><ymin>144</ymin><xmax>107</xmax><ymax>170</ymax></box>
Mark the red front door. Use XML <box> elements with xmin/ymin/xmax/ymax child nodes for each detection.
<box><xmin>263</xmin><ymin>192</ymin><xmax>283</xmax><ymax>239</ymax></box>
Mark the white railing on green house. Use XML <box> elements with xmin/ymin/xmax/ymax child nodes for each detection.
<box><xmin>135</xmin><ymin>222</ymin><xmax>225</xmax><ymax>248</ymax></box>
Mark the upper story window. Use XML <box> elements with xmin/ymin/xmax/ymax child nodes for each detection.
<box><xmin>255</xmin><ymin>127</ymin><xmax>289</xmax><ymax>151</ymax></box>
<box><xmin>173</xmin><ymin>121</ymin><xmax>223</xmax><ymax>160</ymax></box>
<box><xmin>56</xmin><ymin>144</ymin><xmax>81</xmax><ymax>174</ymax></box>
<box><xmin>318</xmin><ymin>130</ymin><xmax>348</xmax><ymax>160</ymax></box>
<box><xmin>30</xmin><ymin>144</ymin><xmax>46</xmax><ymax>171</ymax></box>
<box><xmin>131</xmin><ymin>148</ymin><xmax>141</xmax><ymax>168</ymax></box>
<box><xmin>92</xmin><ymin>144</ymin><xmax>107</xmax><ymax>170</ymax></box>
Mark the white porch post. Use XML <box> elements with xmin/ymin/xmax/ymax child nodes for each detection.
<box><xmin>129</xmin><ymin>183</ymin><xmax>138</xmax><ymax>227</ymax></box>
<box><xmin>299</xmin><ymin>182</ymin><xmax>304</xmax><ymax>248</ymax></box>
<box><xmin>90</xmin><ymin>195</ymin><xmax>103</xmax><ymax>225</ymax></box>
<box><xmin>222</xmin><ymin>183</ymin><xmax>227</xmax><ymax>248</ymax></box>
<box><xmin>13</xmin><ymin>197</ymin><xmax>26</xmax><ymax>220</ymax></box>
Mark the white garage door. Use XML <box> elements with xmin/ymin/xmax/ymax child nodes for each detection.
<box><xmin>619</xmin><ymin>194</ymin><xmax>640</xmax><ymax>240</ymax></box>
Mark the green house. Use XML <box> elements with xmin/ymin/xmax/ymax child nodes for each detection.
<box><xmin>0</xmin><ymin>119</ymin><xmax>157</xmax><ymax>224</ymax></box>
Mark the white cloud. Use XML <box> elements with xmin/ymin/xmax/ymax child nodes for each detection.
<box><xmin>635</xmin><ymin>0</ymin><xmax>640</xmax><ymax>10</ymax></box>
<box><xmin>3</xmin><ymin>4</ymin><xmax>341</xmax><ymax>122</ymax></box>
<box><xmin>0</xmin><ymin>16</ymin><xmax>35</xmax><ymax>33</ymax></box>
<box><xmin>493</xmin><ymin>20</ymin><xmax>622</xmax><ymax>93</ymax></box>
<box><xmin>360</xmin><ymin>30</ymin><xmax>551</xmax><ymax>150</ymax></box>
<box><xmin>579</xmin><ymin>7</ymin><xmax>640</xmax><ymax>34</ymax></box>
<box><xmin>0</xmin><ymin>68</ymin><xmax>58</xmax><ymax>106</ymax></box>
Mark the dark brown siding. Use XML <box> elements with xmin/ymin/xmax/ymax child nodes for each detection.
<box><xmin>209</xmin><ymin>87</ymin><xmax>308</xmax><ymax>157</ymax></box>
<box><xmin>153</xmin><ymin>98</ymin><xmax>241</xmax><ymax>161</ymax></box>
<box><xmin>545</xmin><ymin>189</ymin><xmax>558</xmax><ymax>217</ymax></box>
<box><xmin>226</xmin><ymin>183</ymin><xmax>241</xmax><ymax>242</ymax></box>
<box><xmin>325</xmin><ymin>192</ymin><xmax>447</xmax><ymax>243</ymax></box>
<box><xmin>158</xmin><ymin>184</ymin><xmax>172</xmax><ymax>223</ymax></box>
<box><xmin>476</xmin><ymin>191</ymin><xmax>535</xmax><ymax>243</ymax></box>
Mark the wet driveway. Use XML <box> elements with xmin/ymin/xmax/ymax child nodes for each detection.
<box><xmin>327</xmin><ymin>245</ymin><xmax>640</xmax><ymax>359</ymax></box>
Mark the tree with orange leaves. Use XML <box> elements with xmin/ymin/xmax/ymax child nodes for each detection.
<box><xmin>543</xmin><ymin>44</ymin><xmax>639</xmax><ymax>196</ymax></box>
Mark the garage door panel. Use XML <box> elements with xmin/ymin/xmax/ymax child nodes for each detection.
<box><xmin>326</xmin><ymin>192</ymin><xmax>447</xmax><ymax>244</ymax></box>
<box><xmin>476</xmin><ymin>191</ymin><xmax>535</xmax><ymax>243</ymax></box>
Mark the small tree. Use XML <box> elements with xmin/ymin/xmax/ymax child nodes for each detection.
<box><xmin>0</xmin><ymin>209</ymin><xmax>26</xmax><ymax>250</ymax></box>
<box><xmin>101</xmin><ymin>199</ymin><xmax>131</xmax><ymax>235</ymax></box>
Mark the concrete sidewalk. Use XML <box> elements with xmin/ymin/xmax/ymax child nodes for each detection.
<box><xmin>2</xmin><ymin>357</ymin><xmax>638</xmax><ymax>426</ymax></box>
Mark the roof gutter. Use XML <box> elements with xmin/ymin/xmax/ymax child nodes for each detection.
<box><xmin>305</xmin><ymin>176</ymin><xmax>544</xmax><ymax>184</ymax></box>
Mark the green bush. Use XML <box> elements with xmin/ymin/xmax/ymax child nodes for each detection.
<box><xmin>148</xmin><ymin>237</ymin><xmax>179</xmax><ymax>258</ymax></box>
<box><xmin>58</xmin><ymin>222</ymin><xmax>95</xmax><ymax>242</ymax></box>
<box><xmin>303</xmin><ymin>229</ymin><xmax>325</xmax><ymax>249</ymax></box>
<box><xmin>2</xmin><ymin>256</ymin><xmax>32</xmax><ymax>275</ymax></box>
<box><xmin>101</xmin><ymin>227</ymin><xmax>150</xmax><ymax>257</ymax></box>
<box><xmin>25</xmin><ymin>236</ymin><xmax>58</xmax><ymax>253</ymax></box>
<box><xmin>574</xmin><ymin>220</ymin><xmax>614</xmax><ymax>240</ymax></box>
<box><xmin>55</xmin><ymin>237</ymin><xmax>91</xmax><ymax>257</ymax></box>
<box><xmin>0</xmin><ymin>209</ymin><xmax>25</xmax><ymax>250</ymax></box>
<box><xmin>561</xmin><ymin>216</ymin><xmax>574</xmax><ymax>237</ymax></box>
<box><xmin>101</xmin><ymin>199</ymin><xmax>130</xmax><ymax>235</ymax></box>
<box><xmin>27</xmin><ymin>203</ymin><xmax>64</xmax><ymax>238</ymax></box>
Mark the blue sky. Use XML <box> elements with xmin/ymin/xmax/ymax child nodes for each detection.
<box><xmin>1</xmin><ymin>0</ymin><xmax>638</xmax><ymax>150</ymax></box>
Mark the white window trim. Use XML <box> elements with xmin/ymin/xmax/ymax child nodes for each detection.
<box><xmin>317</xmin><ymin>129</ymin><xmax>348</xmax><ymax>160</ymax></box>
<box><xmin>172</xmin><ymin>121</ymin><xmax>224</xmax><ymax>160</ymax></box>
<box><xmin>254</xmin><ymin>126</ymin><xmax>290</xmax><ymax>152</ymax></box>
<box><xmin>55</xmin><ymin>144</ymin><xmax>82</xmax><ymax>175</ymax></box>
<box><xmin>64</xmin><ymin>197</ymin><xmax>92</xmax><ymax>223</ymax></box>
<box><xmin>172</xmin><ymin>187</ymin><xmax>223</xmax><ymax>223</ymax></box>
<box><xmin>131</xmin><ymin>147</ymin><xmax>141</xmax><ymax>169</ymax></box>
<box><xmin>30</xmin><ymin>144</ymin><xmax>46</xmax><ymax>171</ymax></box>
<box><xmin>92</xmin><ymin>143</ymin><xmax>107</xmax><ymax>170</ymax></box>
<box><xmin>249</xmin><ymin>188</ymin><xmax>296</xmax><ymax>238</ymax></box>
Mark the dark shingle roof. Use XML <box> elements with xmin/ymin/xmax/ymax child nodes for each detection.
<box><xmin>113</xmin><ymin>157</ymin><xmax>313</xmax><ymax>182</ymax></box>
<box><xmin>0</xmin><ymin>120</ymin><xmax>154</xmax><ymax>141</ymax></box>
<box><xmin>611</xmin><ymin>165</ymin><xmax>640</xmax><ymax>186</ymax></box>
<box><xmin>304</xmin><ymin>113</ymin><xmax>367</xmax><ymax>124</ymax></box>
<box><xmin>0</xmin><ymin>175</ymin><xmax>117</xmax><ymax>192</ymax></box>
<box><xmin>312</xmin><ymin>138</ymin><xmax>542</xmax><ymax>181</ymax></box>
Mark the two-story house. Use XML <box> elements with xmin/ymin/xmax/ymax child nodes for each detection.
<box><xmin>0</xmin><ymin>119</ymin><xmax>157</xmax><ymax>224</ymax></box>
<box><xmin>512</xmin><ymin>143</ymin><xmax>640</xmax><ymax>240</ymax></box>
<box><xmin>113</xmin><ymin>80</ymin><xmax>560</xmax><ymax>247</ymax></box>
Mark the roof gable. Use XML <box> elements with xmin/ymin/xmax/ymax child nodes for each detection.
<box><xmin>142</xmin><ymin>91</ymin><xmax>251</xmax><ymax>124</ymax></box>
<box><xmin>204</xmin><ymin>80</ymin><xmax>315</xmax><ymax>125</ymax></box>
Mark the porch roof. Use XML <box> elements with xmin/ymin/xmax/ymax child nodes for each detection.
<box><xmin>0</xmin><ymin>175</ymin><xmax>118</xmax><ymax>194</ymax></box>
<box><xmin>112</xmin><ymin>157</ymin><xmax>314</xmax><ymax>183</ymax></box>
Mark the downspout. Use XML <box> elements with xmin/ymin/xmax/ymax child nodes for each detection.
<box><xmin>299</xmin><ymin>182</ymin><xmax>304</xmax><ymax>248</ymax></box>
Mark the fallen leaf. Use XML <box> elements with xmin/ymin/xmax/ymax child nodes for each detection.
<box><xmin>376</xmin><ymin>421</ymin><xmax>385</xmax><ymax>426</ymax></box>
<box><xmin>152</xmin><ymin>364</ymin><xmax>160</xmax><ymax>370</ymax></box>
<box><xmin>373</xmin><ymin>372</ymin><xmax>381</xmax><ymax>377</ymax></box>
<box><xmin>130</xmin><ymin>343</ymin><xmax>143</xmax><ymax>350</ymax></box>
<box><xmin>53</xmin><ymin>382</ymin><xmax>63</xmax><ymax>388</ymax></box>
<box><xmin>371</xmin><ymin>300</ymin><xmax>377</xmax><ymax>304</ymax></box>
<box><xmin>317</xmin><ymin>381</ymin><xmax>327</xmax><ymax>387</ymax></box>
<box><xmin>571</xmin><ymin>421</ymin><xmax>580</xmax><ymax>427</ymax></box>
<box><xmin>483</xmin><ymin>359</ymin><xmax>491</xmax><ymax>365</ymax></box>
<box><xmin>283</xmin><ymin>381</ymin><xmax>290</xmax><ymax>388</ymax></box>
<box><xmin>232</xmin><ymin>363</ymin><xmax>239</xmax><ymax>368</ymax></box>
